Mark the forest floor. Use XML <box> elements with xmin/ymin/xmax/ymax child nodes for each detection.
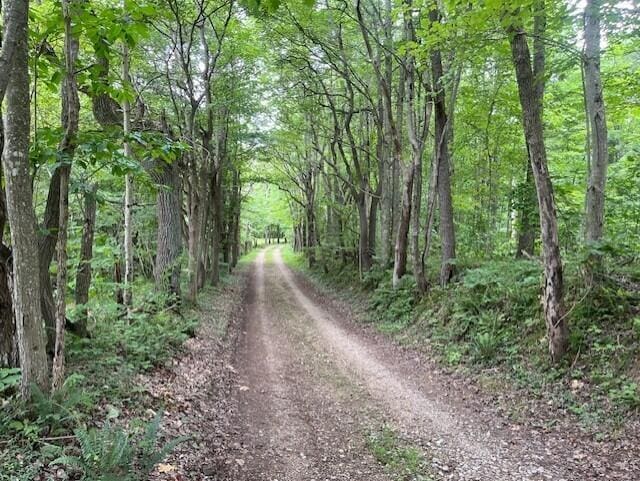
<box><xmin>150</xmin><ymin>246</ymin><xmax>639</xmax><ymax>481</ymax></box>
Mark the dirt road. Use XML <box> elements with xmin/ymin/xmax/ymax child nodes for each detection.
<box><xmin>223</xmin><ymin>247</ymin><xmax>637</xmax><ymax>481</ymax></box>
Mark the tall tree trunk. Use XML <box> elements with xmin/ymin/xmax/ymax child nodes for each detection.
<box><xmin>406</xmin><ymin>50</ymin><xmax>431</xmax><ymax>293</ymax></box>
<box><xmin>516</xmin><ymin>160</ymin><xmax>537</xmax><ymax>257</ymax></box>
<box><xmin>210</xmin><ymin>168</ymin><xmax>223</xmax><ymax>286</ymax></box>
<box><xmin>2</xmin><ymin>0</ymin><xmax>49</xmax><ymax>396</ymax></box>
<box><xmin>357</xmin><ymin>197</ymin><xmax>372</xmax><ymax>273</ymax></box>
<box><xmin>0</xmin><ymin>162</ymin><xmax>18</xmax><ymax>366</ymax></box>
<box><xmin>0</xmin><ymin>244</ymin><xmax>16</xmax><ymax>367</ymax></box>
<box><xmin>38</xmin><ymin>169</ymin><xmax>60</xmax><ymax>355</ymax></box>
<box><xmin>368</xmin><ymin>189</ymin><xmax>379</xmax><ymax>262</ymax></box>
<box><xmin>197</xmin><ymin>168</ymin><xmax>208</xmax><ymax>288</ymax></box>
<box><xmin>51</xmin><ymin>0</ymin><xmax>80</xmax><ymax>391</ymax></box>
<box><xmin>509</xmin><ymin>19</ymin><xmax>568</xmax><ymax>362</ymax></box>
<box><xmin>122</xmin><ymin>41</ymin><xmax>134</xmax><ymax>314</ymax></box>
<box><xmin>393</xmin><ymin>163</ymin><xmax>414</xmax><ymax>287</ymax></box>
<box><xmin>52</xmin><ymin>165</ymin><xmax>70</xmax><ymax>391</ymax></box>
<box><xmin>411</xmin><ymin>159</ymin><xmax>425</xmax><ymax>292</ymax></box>
<box><xmin>153</xmin><ymin>160</ymin><xmax>183</xmax><ymax>301</ymax></box>
<box><xmin>583</xmin><ymin>0</ymin><xmax>608</xmax><ymax>253</ymax></box>
<box><xmin>230</xmin><ymin>170</ymin><xmax>241</xmax><ymax>269</ymax></box>
<box><xmin>516</xmin><ymin>0</ymin><xmax>545</xmax><ymax>259</ymax></box>
<box><xmin>74</xmin><ymin>184</ymin><xmax>97</xmax><ymax>336</ymax></box>
<box><xmin>187</xmin><ymin>167</ymin><xmax>201</xmax><ymax>300</ymax></box>
<box><xmin>306</xmin><ymin>201</ymin><xmax>316</xmax><ymax>268</ymax></box>
<box><xmin>430</xmin><ymin>10</ymin><xmax>456</xmax><ymax>286</ymax></box>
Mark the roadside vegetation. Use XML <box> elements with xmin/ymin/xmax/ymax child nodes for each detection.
<box><xmin>0</xmin><ymin>267</ymin><xmax>246</xmax><ymax>480</ymax></box>
<box><xmin>283</xmin><ymin>245</ymin><xmax>640</xmax><ymax>434</ymax></box>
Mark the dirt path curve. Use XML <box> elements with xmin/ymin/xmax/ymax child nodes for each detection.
<box><xmin>225</xmin><ymin>247</ymin><xmax>635</xmax><ymax>481</ymax></box>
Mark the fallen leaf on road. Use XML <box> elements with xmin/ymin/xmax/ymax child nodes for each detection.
<box><xmin>157</xmin><ymin>463</ymin><xmax>176</xmax><ymax>473</ymax></box>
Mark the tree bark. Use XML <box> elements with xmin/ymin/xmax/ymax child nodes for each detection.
<box><xmin>0</xmin><ymin>244</ymin><xmax>17</xmax><ymax>367</ymax></box>
<box><xmin>187</xmin><ymin>163</ymin><xmax>201</xmax><ymax>299</ymax></box>
<box><xmin>516</xmin><ymin>0</ymin><xmax>545</xmax><ymax>259</ymax></box>
<box><xmin>0</xmin><ymin>161</ymin><xmax>18</xmax><ymax>366</ymax></box>
<box><xmin>516</xmin><ymin>160</ymin><xmax>537</xmax><ymax>257</ymax></box>
<box><xmin>357</xmin><ymin>200</ymin><xmax>373</xmax><ymax>273</ymax></box>
<box><xmin>51</xmin><ymin>0</ymin><xmax>81</xmax><ymax>391</ymax></box>
<box><xmin>405</xmin><ymin>7</ymin><xmax>432</xmax><ymax>292</ymax></box>
<box><xmin>583</xmin><ymin>0</ymin><xmax>608</xmax><ymax>250</ymax></box>
<box><xmin>122</xmin><ymin>41</ymin><xmax>134</xmax><ymax>314</ymax></box>
<box><xmin>509</xmin><ymin>20</ymin><xmax>568</xmax><ymax>362</ymax></box>
<box><xmin>2</xmin><ymin>0</ymin><xmax>49</xmax><ymax>396</ymax></box>
<box><xmin>152</xmin><ymin>160</ymin><xmax>182</xmax><ymax>300</ymax></box>
<box><xmin>430</xmin><ymin>10</ymin><xmax>456</xmax><ymax>286</ymax></box>
<box><xmin>210</xmin><ymin>167</ymin><xmax>223</xmax><ymax>286</ymax></box>
<box><xmin>74</xmin><ymin>184</ymin><xmax>97</xmax><ymax>336</ymax></box>
<box><xmin>230</xmin><ymin>169</ymin><xmax>241</xmax><ymax>269</ymax></box>
<box><xmin>38</xmin><ymin>169</ymin><xmax>60</xmax><ymax>355</ymax></box>
<box><xmin>51</xmin><ymin>164</ymin><xmax>70</xmax><ymax>391</ymax></box>
<box><xmin>393</xmin><ymin>163</ymin><xmax>414</xmax><ymax>287</ymax></box>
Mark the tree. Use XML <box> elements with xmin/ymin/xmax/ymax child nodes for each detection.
<box><xmin>51</xmin><ymin>0</ymin><xmax>82</xmax><ymax>391</ymax></box>
<box><xmin>122</xmin><ymin>21</ymin><xmax>135</xmax><ymax>315</ymax></box>
<box><xmin>403</xmin><ymin>0</ymin><xmax>432</xmax><ymax>293</ymax></box>
<box><xmin>74</xmin><ymin>184</ymin><xmax>97</xmax><ymax>335</ymax></box>
<box><xmin>430</xmin><ymin>7</ymin><xmax>456</xmax><ymax>287</ymax></box>
<box><xmin>583</xmin><ymin>0</ymin><xmax>608</xmax><ymax>258</ymax></box>
<box><xmin>1</xmin><ymin>0</ymin><xmax>49</xmax><ymax>397</ymax></box>
<box><xmin>508</xmin><ymin>3</ymin><xmax>568</xmax><ymax>362</ymax></box>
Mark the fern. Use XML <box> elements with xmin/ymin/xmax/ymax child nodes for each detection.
<box><xmin>138</xmin><ymin>411</ymin><xmax>190</xmax><ymax>475</ymax></box>
<box><xmin>53</xmin><ymin>413</ymin><xmax>187</xmax><ymax>480</ymax></box>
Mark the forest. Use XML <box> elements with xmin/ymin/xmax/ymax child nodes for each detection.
<box><xmin>0</xmin><ymin>0</ymin><xmax>639</xmax><ymax>479</ymax></box>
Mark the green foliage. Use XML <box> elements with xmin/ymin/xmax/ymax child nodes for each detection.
<box><xmin>0</xmin><ymin>445</ymin><xmax>42</xmax><ymax>481</ymax></box>
<box><xmin>242</xmin><ymin>183</ymin><xmax>293</xmax><ymax>245</ymax></box>
<box><xmin>0</xmin><ymin>375</ymin><xmax>92</xmax><ymax>444</ymax></box>
<box><xmin>0</xmin><ymin>368</ymin><xmax>21</xmax><ymax>395</ymax></box>
<box><xmin>0</xmin><ymin>281</ymin><xmax>199</xmax><ymax>478</ymax></box>
<box><xmin>52</xmin><ymin>412</ymin><xmax>187</xmax><ymax>481</ymax></box>
<box><xmin>608</xmin><ymin>382</ymin><xmax>640</xmax><ymax>410</ymax></box>
<box><xmin>370</xmin><ymin>276</ymin><xmax>418</xmax><ymax>328</ymax></box>
<box><xmin>362</xmin><ymin>265</ymin><xmax>390</xmax><ymax>290</ymax></box>
<box><xmin>366</xmin><ymin>426</ymin><xmax>432</xmax><ymax>481</ymax></box>
<box><xmin>472</xmin><ymin>331</ymin><xmax>500</xmax><ymax>362</ymax></box>
<box><xmin>26</xmin><ymin>375</ymin><xmax>92</xmax><ymax>437</ymax></box>
<box><xmin>69</xmin><ymin>284</ymin><xmax>198</xmax><ymax>392</ymax></box>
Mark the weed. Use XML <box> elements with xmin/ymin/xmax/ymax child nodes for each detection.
<box><xmin>473</xmin><ymin>332</ymin><xmax>500</xmax><ymax>361</ymax></box>
<box><xmin>609</xmin><ymin>381</ymin><xmax>640</xmax><ymax>410</ymax></box>
<box><xmin>366</xmin><ymin>426</ymin><xmax>432</xmax><ymax>481</ymax></box>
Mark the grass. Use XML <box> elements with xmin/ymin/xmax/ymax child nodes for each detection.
<box><xmin>238</xmin><ymin>246</ymin><xmax>262</xmax><ymax>266</ymax></box>
<box><xmin>279</xmin><ymin>243</ymin><xmax>306</xmax><ymax>270</ymax></box>
<box><xmin>366</xmin><ymin>426</ymin><xmax>433</xmax><ymax>481</ymax></box>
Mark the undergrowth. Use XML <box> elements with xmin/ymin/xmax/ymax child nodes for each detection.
<box><xmin>0</xmin><ymin>259</ymin><xmax>245</xmax><ymax>480</ymax></box>
<box><xmin>283</xmin><ymin>245</ymin><xmax>640</xmax><ymax>433</ymax></box>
